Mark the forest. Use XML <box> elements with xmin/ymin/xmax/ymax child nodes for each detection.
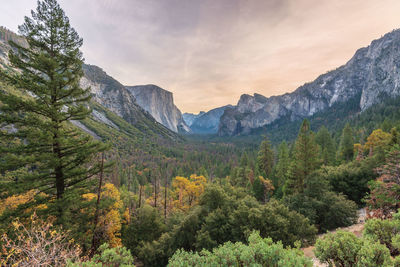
<box><xmin>2</xmin><ymin>1</ymin><xmax>400</xmax><ymax>266</ymax></box>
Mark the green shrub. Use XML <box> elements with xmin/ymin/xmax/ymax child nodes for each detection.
<box><xmin>67</xmin><ymin>243</ymin><xmax>135</xmax><ymax>267</ymax></box>
<box><xmin>314</xmin><ymin>231</ymin><xmax>392</xmax><ymax>267</ymax></box>
<box><xmin>167</xmin><ymin>231</ymin><xmax>313</xmax><ymax>267</ymax></box>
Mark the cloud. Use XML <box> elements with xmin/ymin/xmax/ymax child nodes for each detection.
<box><xmin>1</xmin><ymin>0</ymin><xmax>400</xmax><ymax>113</ymax></box>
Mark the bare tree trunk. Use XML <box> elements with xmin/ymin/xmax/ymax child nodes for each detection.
<box><xmin>90</xmin><ymin>152</ymin><xmax>105</xmax><ymax>257</ymax></box>
<box><xmin>138</xmin><ymin>185</ymin><xmax>142</xmax><ymax>208</ymax></box>
<box><xmin>164</xmin><ymin>175</ymin><xmax>168</xmax><ymax>219</ymax></box>
<box><xmin>154</xmin><ymin>175</ymin><xmax>158</xmax><ymax>208</ymax></box>
<box><xmin>128</xmin><ymin>167</ymin><xmax>132</xmax><ymax>218</ymax></box>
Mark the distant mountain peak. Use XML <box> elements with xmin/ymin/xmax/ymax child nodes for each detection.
<box><xmin>185</xmin><ymin>105</ymin><xmax>233</xmax><ymax>134</ymax></box>
<box><xmin>219</xmin><ymin>28</ymin><xmax>400</xmax><ymax>136</ymax></box>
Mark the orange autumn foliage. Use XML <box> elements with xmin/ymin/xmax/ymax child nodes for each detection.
<box><xmin>83</xmin><ymin>183</ymin><xmax>123</xmax><ymax>247</ymax></box>
<box><xmin>171</xmin><ymin>175</ymin><xmax>207</xmax><ymax>212</ymax></box>
<box><xmin>0</xmin><ymin>190</ymin><xmax>47</xmax><ymax>216</ymax></box>
<box><xmin>364</xmin><ymin>129</ymin><xmax>392</xmax><ymax>155</ymax></box>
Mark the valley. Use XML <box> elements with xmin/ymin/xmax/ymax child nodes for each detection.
<box><xmin>1</xmin><ymin>1</ymin><xmax>400</xmax><ymax>266</ymax></box>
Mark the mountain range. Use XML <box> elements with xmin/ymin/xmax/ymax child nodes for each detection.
<box><xmin>217</xmin><ymin>29</ymin><xmax>400</xmax><ymax>136</ymax></box>
<box><xmin>3</xmin><ymin>26</ymin><xmax>400</xmax><ymax>139</ymax></box>
<box><xmin>183</xmin><ymin>105</ymin><xmax>232</xmax><ymax>134</ymax></box>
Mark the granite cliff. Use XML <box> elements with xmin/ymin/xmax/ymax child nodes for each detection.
<box><xmin>219</xmin><ymin>29</ymin><xmax>400</xmax><ymax>136</ymax></box>
<box><xmin>126</xmin><ymin>85</ymin><xmax>190</xmax><ymax>133</ymax></box>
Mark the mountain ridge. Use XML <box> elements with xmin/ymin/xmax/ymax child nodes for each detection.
<box><xmin>0</xmin><ymin>27</ymin><xmax>179</xmax><ymax>142</ymax></box>
<box><xmin>218</xmin><ymin>28</ymin><xmax>400</xmax><ymax>136</ymax></box>
<box><xmin>187</xmin><ymin>105</ymin><xmax>233</xmax><ymax>134</ymax></box>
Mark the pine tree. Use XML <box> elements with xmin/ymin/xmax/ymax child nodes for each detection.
<box><xmin>284</xmin><ymin>119</ymin><xmax>319</xmax><ymax>195</ymax></box>
<box><xmin>257</xmin><ymin>136</ymin><xmax>274</xmax><ymax>177</ymax></box>
<box><xmin>338</xmin><ymin>123</ymin><xmax>354</xmax><ymax>162</ymax></box>
<box><xmin>0</xmin><ymin>0</ymin><xmax>107</xmax><ymax>223</ymax></box>
<box><xmin>315</xmin><ymin>126</ymin><xmax>335</xmax><ymax>165</ymax></box>
<box><xmin>275</xmin><ymin>141</ymin><xmax>290</xmax><ymax>187</ymax></box>
<box><xmin>390</xmin><ymin>127</ymin><xmax>400</xmax><ymax>146</ymax></box>
<box><xmin>240</xmin><ymin>152</ymin><xmax>249</xmax><ymax>167</ymax></box>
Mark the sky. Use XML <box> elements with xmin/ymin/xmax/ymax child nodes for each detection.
<box><xmin>1</xmin><ymin>1</ymin><xmax>400</xmax><ymax>113</ymax></box>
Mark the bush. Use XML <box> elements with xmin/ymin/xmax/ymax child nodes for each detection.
<box><xmin>363</xmin><ymin>214</ymin><xmax>400</xmax><ymax>255</ymax></box>
<box><xmin>314</xmin><ymin>231</ymin><xmax>392</xmax><ymax>267</ymax></box>
<box><xmin>284</xmin><ymin>171</ymin><xmax>357</xmax><ymax>232</ymax></box>
<box><xmin>0</xmin><ymin>213</ymin><xmax>80</xmax><ymax>266</ymax></box>
<box><xmin>167</xmin><ymin>231</ymin><xmax>313</xmax><ymax>267</ymax></box>
<box><xmin>67</xmin><ymin>243</ymin><xmax>134</xmax><ymax>267</ymax></box>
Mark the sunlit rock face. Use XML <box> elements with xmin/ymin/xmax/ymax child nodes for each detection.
<box><xmin>126</xmin><ymin>85</ymin><xmax>190</xmax><ymax>133</ymax></box>
<box><xmin>219</xmin><ymin>29</ymin><xmax>400</xmax><ymax>136</ymax></box>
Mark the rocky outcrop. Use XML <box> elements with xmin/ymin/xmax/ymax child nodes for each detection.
<box><xmin>188</xmin><ymin>105</ymin><xmax>232</xmax><ymax>134</ymax></box>
<box><xmin>81</xmin><ymin>65</ymin><xmax>158</xmax><ymax>126</ymax></box>
<box><xmin>219</xmin><ymin>29</ymin><xmax>400</xmax><ymax>136</ymax></box>
<box><xmin>126</xmin><ymin>85</ymin><xmax>190</xmax><ymax>133</ymax></box>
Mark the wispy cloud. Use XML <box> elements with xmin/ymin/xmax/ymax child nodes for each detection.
<box><xmin>1</xmin><ymin>0</ymin><xmax>400</xmax><ymax>113</ymax></box>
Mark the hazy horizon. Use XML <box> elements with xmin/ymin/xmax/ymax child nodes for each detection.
<box><xmin>2</xmin><ymin>0</ymin><xmax>400</xmax><ymax>113</ymax></box>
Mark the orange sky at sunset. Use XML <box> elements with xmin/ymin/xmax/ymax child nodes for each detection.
<box><xmin>2</xmin><ymin>0</ymin><xmax>400</xmax><ymax>113</ymax></box>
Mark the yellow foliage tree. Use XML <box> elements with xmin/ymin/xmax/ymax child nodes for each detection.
<box><xmin>259</xmin><ymin>176</ymin><xmax>275</xmax><ymax>202</ymax></box>
<box><xmin>0</xmin><ymin>190</ymin><xmax>48</xmax><ymax>217</ymax></box>
<box><xmin>364</xmin><ymin>129</ymin><xmax>392</xmax><ymax>155</ymax></box>
<box><xmin>171</xmin><ymin>175</ymin><xmax>207</xmax><ymax>212</ymax></box>
<box><xmin>83</xmin><ymin>183</ymin><xmax>123</xmax><ymax>247</ymax></box>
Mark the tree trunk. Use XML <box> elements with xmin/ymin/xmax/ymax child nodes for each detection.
<box><xmin>164</xmin><ymin>175</ymin><xmax>168</xmax><ymax>219</ymax></box>
<box><xmin>90</xmin><ymin>152</ymin><xmax>105</xmax><ymax>257</ymax></box>
<box><xmin>138</xmin><ymin>185</ymin><xmax>142</xmax><ymax>208</ymax></box>
<box><xmin>53</xmin><ymin>132</ymin><xmax>64</xmax><ymax>200</ymax></box>
<box><xmin>154</xmin><ymin>176</ymin><xmax>157</xmax><ymax>208</ymax></box>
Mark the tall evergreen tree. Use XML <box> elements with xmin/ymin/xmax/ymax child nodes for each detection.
<box><xmin>275</xmin><ymin>141</ymin><xmax>290</xmax><ymax>188</ymax></box>
<box><xmin>338</xmin><ymin>123</ymin><xmax>354</xmax><ymax>162</ymax></box>
<box><xmin>257</xmin><ymin>136</ymin><xmax>274</xmax><ymax>177</ymax></box>
<box><xmin>240</xmin><ymin>152</ymin><xmax>249</xmax><ymax>167</ymax></box>
<box><xmin>315</xmin><ymin>126</ymin><xmax>335</xmax><ymax>165</ymax></box>
<box><xmin>0</xmin><ymin>0</ymin><xmax>107</xmax><ymax>222</ymax></box>
<box><xmin>284</xmin><ymin>120</ymin><xmax>319</xmax><ymax>195</ymax></box>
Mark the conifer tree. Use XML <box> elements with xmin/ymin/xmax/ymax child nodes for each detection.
<box><xmin>257</xmin><ymin>136</ymin><xmax>274</xmax><ymax>177</ymax></box>
<box><xmin>0</xmin><ymin>0</ymin><xmax>107</xmax><ymax>222</ymax></box>
<box><xmin>390</xmin><ymin>127</ymin><xmax>400</xmax><ymax>146</ymax></box>
<box><xmin>338</xmin><ymin>123</ymin><xmax>354</xmax><ymax>162</ymax></box>
<box><xmin>284</xmin><ymin>119</ymin><xmax>319</xmax><ymax>195</ymax></box>
<box><xmin>240</xmin><ymin>152</ymin><xmax>249</xmax><ymax>167</ymax></box>
<box><xmin>275</xmin><ymin>141</ymin><xmax>290</xmax><ymax>188</ymax></box>
<box><xmin>315</xmin><ymin>126</ymin><xmax>335</xmax><ymax>165</ymax></box>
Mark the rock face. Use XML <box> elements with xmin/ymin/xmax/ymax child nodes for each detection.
<box><xmin>183</xmin><ymin>112</ymin><xmax>205</xmax><ymax>126</ymax></box>
<box><xmin>187</xmin><ymin>105</ymin><xmax>233</xmax><ymax>134</ymax></box>
<box><xmin>81</xmin><ymin>65</ymin><xmax>156</xmax><ymax>126</ymax></box>
<box><xmin>0</xmin><ymin>28</ymin><xmax>179</xmax><ymax>139</ymax></box>
<box><xmin>126</xmin><ymin>85</ymin><xmax>190</xmax><ymax>133</ymax></box>
<box><xmin>219</xmin><ymin>29</ymin><xmax>400</xmax><ymax>136</ymax></box>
